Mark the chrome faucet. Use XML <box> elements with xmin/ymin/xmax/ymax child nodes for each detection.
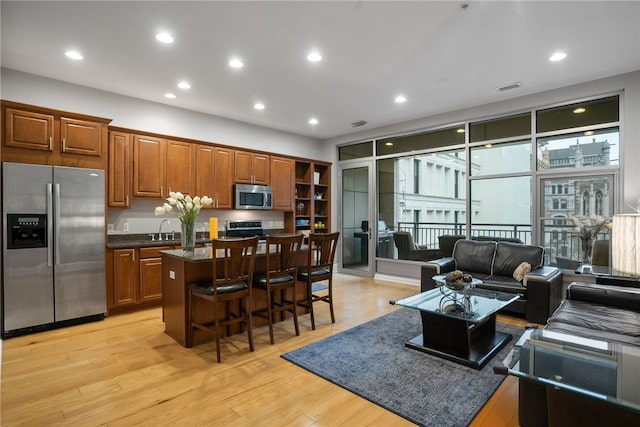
<box><xmin>158</xmin><ymin>219</ymin><xmax>170</xmax><ymax>241</ymax></box>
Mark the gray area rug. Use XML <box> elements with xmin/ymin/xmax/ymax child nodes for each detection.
<box><xmin>282</xmin><ymin>308</ymin><xmax>522</xmax><ymax>427</ymax></box>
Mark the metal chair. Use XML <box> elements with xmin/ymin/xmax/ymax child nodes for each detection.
<box><xmin>252</xmin><ymin>234</ymin><xmax>304</xmax><ymax>344</ymax></box>
<box><xmin>186</xmin><ymin>236</ymin><xmax>259</xmax><ymax>362</ymax></box>
<box><xmin>296</xmin><ymin>232</ymin><xmax>339</xmax><ymax>330</ymax></box>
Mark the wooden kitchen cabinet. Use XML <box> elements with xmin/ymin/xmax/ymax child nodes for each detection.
<box><xmin>108</xmin><ymin>245</ymin><xmax>171</xmax><ymax>313</ymax></box>
<box><xmin>108</xmin><ymin>131</ymin><xmax>131</xmax><ymax>207</ymax></box>
<box><xmin>1</xmin><ymin>101</ymin><xmax>110</xmax><ymax>169</ymax></box>
<box><xmin>133</xmin><ymin>134</ymin><xmax>166</xmax><ymax>197</ymax></box>
<box><xmin>133</xmin><ymin>135</ymin><xmax>196</xmax><ymax>198</ymax></box>
<box><xmin>270</xmin><ymin>156</ymin><xmax>294</xmax><ymax>210</ymax></box>
<box><xmin>234</xmin><ymin>150</ymin><xmax>269</xmax><ymax>185</ymax></box>
<box><xmin>112</xmin><ymin>248</ymin><xmax>138</xmax><ymax>308</ymax></box>
<box><xmin>195</xmin><ymin>145</ymin><xmax>234</xmax><ymax>208</ymax></box>
<box><xmin>138</xmin><ymin>247</ymin><xmax>167</xmax><ymax>303</ymax></box>
<box><xmin>166</xmin><ymin>139</ymin><xmax>195</xmax><ymax>196</ymax></box>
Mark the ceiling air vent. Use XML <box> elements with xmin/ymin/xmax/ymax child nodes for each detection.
<box><xmin>496</xmin><ymin>82</ymin><xmax>522</xmax><ymax>92</ymax></box>
<box><xmin>351</xmin><ymin>120</ymin><xmax>368</xmax><ymax>128</ymax></box>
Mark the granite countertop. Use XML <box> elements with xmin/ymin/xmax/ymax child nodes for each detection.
<box><xmin>107</xmin><ymin>233</ymin><xmax>212</xmax><ymax>249</ymax></box>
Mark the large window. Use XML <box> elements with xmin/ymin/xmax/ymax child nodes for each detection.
<box><xmin>342</xmin><ymin>94</ymin><xmax>621</xmax><ymax>267</ymax></box>
<box><xmin>377</xmin><ymin>149</ymin><xmax>466</xmax><ymax>257</ymax></box>
<box><xmin>540</xmin><ymin>174</ymin><xmax>614</xmax><ymax>267</ymax></box>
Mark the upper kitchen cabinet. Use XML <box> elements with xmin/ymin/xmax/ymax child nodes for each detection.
<box><xmin>133</xmin><ymin>135</ymin><xmax>195</xmax><ymax>199</ymax></box>
<box><xmin>270</xmin><ymin>156</ymin><xmax>294</xmax><ymax>211</ymax></box>
<box><xmin>133</xmin><ymin>134</ymin><xmax>166</xmax><ymax>198</ymax></box>
<box><xmin>1</xmin><ymin>101</ymin><xmax>110</xmax><ymax>169</ymax></box>
<box><xmin>195</xmin><ymin>145</ymin><xmax>233</xmax><ymax>209</ymax></box>
<box><xmin>108</xmin><ymin>131</ymin><xmax>132</xmax><ymax>207</ymax></box>
<box><xmin>166</xmin><ymin>139</ymin><xmax>195</xmax><ymax>196</ymax></box>
<box><xmin>234</xmin><ymin>150</ymin><xmax>269</xmax><ymax>185</ymax></box>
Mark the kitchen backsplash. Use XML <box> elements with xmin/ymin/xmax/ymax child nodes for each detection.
<box><xmin>107</xmin><ymin>198</ymin><xmax>285</xmax><ymax>235</ymax></box>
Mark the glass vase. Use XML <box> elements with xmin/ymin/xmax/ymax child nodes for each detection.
<box><xmin>181</xmin><ymin>220</ymin><xmax>196</xmax><ymax>254</ymax></box>
<box><xmin>581</xmin><ymin>236</ymin><xmax>593</xmax><ymax>265</ymax></box>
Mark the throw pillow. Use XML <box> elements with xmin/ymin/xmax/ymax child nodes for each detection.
<box><xmin>513</xmin><ymin>261</ymin><xmax>531</xmax><ymax>283</ymax></box>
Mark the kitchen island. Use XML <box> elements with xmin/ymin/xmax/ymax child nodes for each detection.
<box><xmin>161</xmin><ymin>246</ymin><xmax>308</xmax><ymax>347</ymax></box>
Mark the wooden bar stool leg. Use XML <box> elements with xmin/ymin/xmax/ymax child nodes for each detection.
<box><xmin>245</xmin><ymin>295</ymin><xmax>254</xmax><ymax>351</ymax></box>
<box><xmin>266</xmin><ymin>287</ymin><xmax>274</xmax><ymax>345</ymax></box>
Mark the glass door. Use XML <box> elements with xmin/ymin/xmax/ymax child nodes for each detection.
<box><xmin>339</xmin><ymin>161</ymin><xmax>374</xmax><ymax>276</ymax></box>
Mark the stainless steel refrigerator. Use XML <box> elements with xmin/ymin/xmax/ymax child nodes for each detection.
<box><xmin>2</xmin><ymin>162</ymin><xmax>106</xmax><ymax>337</ymax></box>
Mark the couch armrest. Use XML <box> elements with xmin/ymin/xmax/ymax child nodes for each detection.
<box><xmin>420</xmin><ymin>258</ymin><xmax>455</xmax><ymax>292</ymax></box>
<box><xmin>523</xmin><ymin>266</ymin><xmax>564</xmax><ymax>324</ymax></box>
<box><xmin>567</xmin><ymin>282</ymin><xmax>640</xmax><ymax>311</ymax></box>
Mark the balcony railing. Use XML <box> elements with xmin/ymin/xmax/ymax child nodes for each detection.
<box><xmin>390</xmin><ymin>221</ymin><xmax>609</xmax><ymax>266</ymax></box>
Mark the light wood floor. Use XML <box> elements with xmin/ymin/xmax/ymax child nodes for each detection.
<box><xmin>1</xmin><ymin>274</ymin><xmax>526</xmax><ymax>426</ymax></box>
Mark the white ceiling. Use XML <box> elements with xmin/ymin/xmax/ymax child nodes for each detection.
<box><xmin>1</xmin><ymin>1</ymin><xmax>639</xmax><ymax>140</ymax></box>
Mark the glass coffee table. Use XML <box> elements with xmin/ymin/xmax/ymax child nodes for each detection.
<box><xmin>498</xmin><ymin>328</ymin><xmax>640</xmax><ymax>419</ymax></box>
<box><xmin>391</xmin><ymin>278</ymin><xmax>519</xmax><ymax>369</ymax></box>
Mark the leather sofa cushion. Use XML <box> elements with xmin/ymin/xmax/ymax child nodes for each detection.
<box><xmin>476</xmin><ymin>274</ymin><xmax>527</xmax><ymax>296</ymax></box>
<box><xmin>453</xmin><ymin>240</ymin><xmax>495</xmax><ymax>275</ymax></box>
<box><xmin>492</xmin><ymin>242</ymin><xmax>544</xmax><ymax>277</ymax></box>
<box><xmin>546</xmin><ymin>299</ymin><xmax>640</xmax><ymax>345</ymax></box>
<box><xmin>567</xmin><ymin>282</ymin><xmax>640</xmax><ymax>311</ymax></box>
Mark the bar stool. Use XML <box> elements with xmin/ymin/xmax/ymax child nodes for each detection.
<box><xmin>296</xmin><ymin>232</ymin><xmax>339</xmax><ymax>330</ymax></box>
<box><xmin>186</xmin><ymin>236</ymin><xmax>259</xmax><ymax>362</ymax></box>
<box><xmin>252</xmin><ymin>234</ymin><xmax>304</xmax><ymax>344</ymax></box>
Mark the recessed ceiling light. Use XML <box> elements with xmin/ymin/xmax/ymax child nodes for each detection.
<box><xmin>385</xmin><ymin>141</ymin><xmax>394</xmax><ymax>146</ymax></box>
<box><xmin>65</xmin><ymin>50</ymin><xmax>83</xmax><ymax>60</ymax></box>
<box><xmin>156</xmin><ymin>32</ymin><xmax>174</xmax><ymax>44</ymax></box>
<box><xmin>395</xmin><ymin>95</ymin><xmax>407</xmax><ymax>103</ymax></box>
<box><xmin>164</xmin><ymin>93</ymin><xmax>176</xmax><ymax>99</ymax></box>
<box><xmin>584</xmin><ymin>130</ymin><xmax>595</xmax><ymax>136</ymax></box>
<box><xmin>456</xmin><ymin>128</ymin><xmax>465</xmax><ymax>133</ymax></box>
<box><xmin>177</xmin><ymin>81</ymin><xmax>191</xmax><ymax>89</ymax></box>
<box><xmin>308</xmin><ymin>118</ymin><xmax>319</xmax><ymax>125</ymax></box>
<box><xmin>484</xmin><ymin>144</ymin><xmax>493</xmax><ymax>148</ymax></box>
<box><xmin>573</xmin><ymin>107</ymin><xmax>586</xmax><ymax>114</ymax></box>
<box><xmin>254</xmin><ymin>102</ymin><xmax>265</xmax><ymax>110</ymax></box>
<box><xmin>307</xmin><ymin>51</ymin><xmax>322</xmax><ymax>62</ymax></box>
<box><xmin>229</xmin><ymin>58</ymin><xmax>244</xmax><ymax>68</ymax></box>
<box><xmin>549</xmin><ymin>51</ymin><xmax>567</xmax><ymax>62</ymax></box>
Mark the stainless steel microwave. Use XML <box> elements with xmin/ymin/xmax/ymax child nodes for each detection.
<box><xmin>235</xmin><ymin>184</ymin><xmax>273</xmax><ymax>210</ymax></box>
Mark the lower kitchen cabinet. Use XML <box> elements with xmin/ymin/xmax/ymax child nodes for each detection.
<box><xmin>108</xmin><ymin>245</ymin><xmax>172</xmax><ymax>313</ymax></box>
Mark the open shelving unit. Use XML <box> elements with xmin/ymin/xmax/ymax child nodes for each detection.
<box><xmin>287</xmin><ymin>160</ymin><xmax>331</xmax><ymax>235</ymax></box>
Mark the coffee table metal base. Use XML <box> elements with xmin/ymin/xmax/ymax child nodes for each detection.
<box><xmin>405</xmin><ymin>311</ymin><xmax>512</xmax><ymax>370</ymax></box>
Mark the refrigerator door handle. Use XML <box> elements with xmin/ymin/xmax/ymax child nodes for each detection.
<box><xmin>47</xmin><ymin>183</ymin><xmax>54</xmax><ymax>267</ymax></box>
<box><xmin>54</xmin><ymin>183</ymin><xmax>61</xmax><ymax>266</ymax></box>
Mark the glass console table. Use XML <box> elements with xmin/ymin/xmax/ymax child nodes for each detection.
<box><xmin>391</xmin><ymin>278</ymin><xmax>519</xmax><ymax>369</ymax></box>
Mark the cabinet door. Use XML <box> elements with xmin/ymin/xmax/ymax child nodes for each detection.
<box><xmin>252</xmin><ymin>153</ymin><xmax>270</xmax><ymax>185</ymax></box>
<box><xmin>213</xmin><ymin>147</ymin><xmax>234</xmax><ymax>208</ymax></box>
<box><xmin>113</xmin><ymin>249</ymin><xmax>137</xmax><ymax>307</ymax></box>
<box><xmin>133</xmin><ymin>135</ymin><xmax>166</xmax><ymax>197</ymax></box>
<box><xmin>270</xmin><ymin>156</ymin><xmax>294</xmax><ymax>210</ymax></box>
<box><xmin>139</xmin><ymin>257</ymin><xmax>163</xmax><ymax>303</ymax></box>
<box><xmin>4</xmin><ymin>108</ymin><xmax>54</xmax><ymax>151</ymax></box>
<box><xmin>108</xmin><ymin>131</ymin><xmax>131</xmax><ymax>207</ymax></box>
<box><xmin>60</xmin><ymin>117</ymin><xmax>102</xmax><ymax>156</ymax></box>
<box><xmin>195</xmin><ymin>144</ymin><xmax>215</xmax><ymax>204</ymax></box>
<box><xmin>195</xmin><ymin>145</ymin><xmax>234</xmax><ymax>208</ymax></box>
<box><xmin>234</xmin><ymin>150</ymin><xmax>253</xmax><ymax>183</ymax></box>
<box><xmin>166</xmin><ymin>140</ymin><xmax>195</xmax><ymax>196</ymax></box>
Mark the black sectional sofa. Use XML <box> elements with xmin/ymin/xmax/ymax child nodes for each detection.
<box><xmin>518</xmin><ymin>281</ymin><xmax>640</xmax><ymax>427</ymax></box>
<box><xmin>421</xmin><ymin>239</ymin><xmax>563</xmax><ymax>324</ymax></box>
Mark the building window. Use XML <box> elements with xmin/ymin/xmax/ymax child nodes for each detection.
<box><xmin>413</xmin><ymin>159</ymin><xmax>420</xmax><ymax>194</ymax></box>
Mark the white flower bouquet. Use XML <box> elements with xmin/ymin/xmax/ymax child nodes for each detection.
<box><xmin>155</xmin><ymin>192</ymin><xmax>213</xmax><ymax>252</ymax></box>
